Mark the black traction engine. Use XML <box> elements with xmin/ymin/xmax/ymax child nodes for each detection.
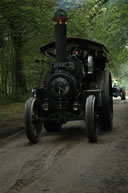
<box><xmin>24</xmin><ymin>9</ymin><xmax>113</xmax><ymax>144</ymax></box>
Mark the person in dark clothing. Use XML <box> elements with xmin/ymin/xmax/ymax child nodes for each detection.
<box><xmin>95</xmin><ymin>50</ymin><xmax>108</xmax><ymax>70</ymax></box>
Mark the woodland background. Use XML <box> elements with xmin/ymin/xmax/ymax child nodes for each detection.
<box><xmin>0</xmin><ymin>0</ymin><xmax>128</xmax><ymax>103</ymax></box>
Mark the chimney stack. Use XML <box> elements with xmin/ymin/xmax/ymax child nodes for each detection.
<box><xmin>53</xmin><ymin>9</ymin><xmax>68</xmax><ymax>63</ymax></box>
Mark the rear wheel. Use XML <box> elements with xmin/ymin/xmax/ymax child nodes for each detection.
<box><xmin>85</xmin><ymin>95</ymin><xmax>97</xmax><ymax>143</ymax></box>
<box><xmin>44</xmin><ymin>121</ymin><xmax>62</xmax><ymax>132</ymax></box>
<box><xmin>24</xmin><ymin>97</ymin><xmax>43</xmax><ymax>143</ymax></box>
<box><xmin>96</xmin><ymin>70</ymin><xmax>113</xmax><ymax>131</ymax></box>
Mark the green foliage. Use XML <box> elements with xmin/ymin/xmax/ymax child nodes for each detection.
<box><xmin>90</xmin><ymin>0</ymin><xmax>128</xmax><ymax>89</ymax></box>
<box><xmin>67</xmin><ymin>0</ymin><xmax>128</xmax><ymax>90</ymax></box>
<box><xmin>0</xmin><ymin>93</ymin><xmax>29</xmax><ymax>105</ymax></box>
<box><xmin>89</xmin><ymin>0</ymin><xmax>128</xmax><ymax>65</ymax></box>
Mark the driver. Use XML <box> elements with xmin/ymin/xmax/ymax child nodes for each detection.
<box><xmin>95</xmin><ymin>50</ymin><xmax>108</xmax><ymax>70</ymax></box>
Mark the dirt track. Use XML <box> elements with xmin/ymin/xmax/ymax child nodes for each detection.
<box><xmin>0</xmin><ymin>98</ymin><xmax>128</xmax><ymax>193</ymax></box>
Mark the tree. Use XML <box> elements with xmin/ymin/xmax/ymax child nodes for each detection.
<box><xmin>0</xmin><ymin>0</ymin><xmax>55</xmax><ymax>95</ymax></box>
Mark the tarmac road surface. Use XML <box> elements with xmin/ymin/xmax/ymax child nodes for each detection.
<box><xmin>0</xmin><ymin>98</ymin><xmax>128</xmax><ymax>193</ymax></box>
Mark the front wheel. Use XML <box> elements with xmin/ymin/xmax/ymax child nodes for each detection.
<box><xmin>24</xmin><ymin>97</ymin><xmax>43</xmax><ymax>143</ymax></box>
<box><xmin>85</xmin><ymin>95</ymin><xmax>97</xmax><ymax>143</ymax></box>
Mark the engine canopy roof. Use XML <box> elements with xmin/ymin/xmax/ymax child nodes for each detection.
<box><xmin>40</xmin><ymin>37</ymin><xmax>109</xmax><ymax>58</ymax></box>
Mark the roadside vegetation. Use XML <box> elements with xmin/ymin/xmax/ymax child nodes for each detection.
<box><xmin>0</xmin><ymin>102</ymin><xmax>24</xmax><ymax>137</ymax></box>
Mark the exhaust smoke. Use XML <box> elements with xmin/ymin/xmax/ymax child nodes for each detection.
<box><xmin>56</xmin><ymin>0</ymin><xmax>84</xmax><ymax>11</ymax></box>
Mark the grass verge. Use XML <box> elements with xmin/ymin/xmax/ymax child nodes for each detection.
<box><xmin>0</xmin><ymin>102</ymin><xmax>25</xmax><ymax>138</ymax></box>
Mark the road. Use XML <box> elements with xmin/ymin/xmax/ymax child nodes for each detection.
<box><xmin>0</xmin><ymin>98</ymin><xmax>128</xmax><ymax>193</ymax></box>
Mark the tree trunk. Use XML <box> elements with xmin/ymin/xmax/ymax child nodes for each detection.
<box><xmin>12</xmin><ymin>36</ymin><xmax>27</xmax><ymax>94</ymax></box>
<box><xmin>0</xmin><ymin>47</ymin><xmax>8</xmax><ymax>94</ymax></box>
